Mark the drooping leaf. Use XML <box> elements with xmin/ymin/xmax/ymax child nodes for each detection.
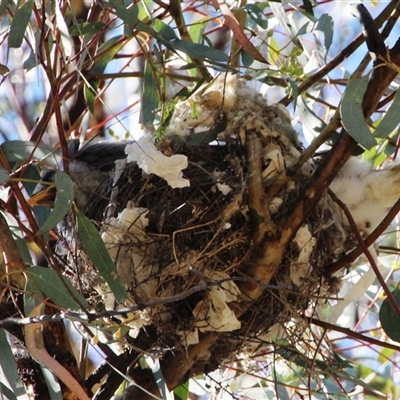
<box><xmin>379</xmin><ymin>285</ymin><xmax>400</xmax><ymax>343</ymax></box>
<box><xmin>0</xmin><ymin>167</ymin><xmax>9</xmax><ymax>184</ymax></box>
<box><xmin>26</xmin><ymin>266</ymin><xmax>88</xmax><ymax>310</ymax></box>
<box><xmin>302</xmin><ymin>0</ymin><xmax>314</xmax><ymax>16</ymax></box>
<box><xmin>76</xmin><ymin>210</ymin><xmax>127</xmax><ymax>303</ymax></box>
<box><xmin>1</xmin><ymin>141</ymin><xmax>53</xmax><ymax>167</ymax></box>
<box><xmin>340</xmin><ymin>75</ymin><xmax>376</xmax><ymax>149</ymax></box>
<box><xmin>188</xmin><ymin>18</ymin><xmax>209</xmax><ymax>43</ymax></box>
<box><xmin>0</xmin><ymin>329</ymin><xmax>26</xmax><ymax>398</ymax></box>
<box><xmin>374</xmin><ymin>89</ymin><xmax>400</xmax><ymax>138</ymax></box>
<box><xmin>0</xmin><ymin>0</ymin><xmax>11</xmax><ymax>17</ymax></box>
<box><xmin>244</xmin><ymin>4</ymin><xmax>269</xmax><ymax>29</ymax></box>
<box><xmin>109</xmin><ymin>0</ymin><xmax>139</xmax><ymax>29</ymax></box>
<box><xmin>89</xmin><ymin>36</ymin><xmax>124</xmax><ymax>75</ymax></box>
<box><xmin>154</xmin><ymin>18</ymin><xmax>178</xmax><ymax>41</ymax></box>
<box><xmin>174</xmin><ymin>381</ymin><xmax>189</xmax><ymax>400</ymax></box>
<box><xmin>37</xmin><ymin>171</ymin><xmax>74</xmax><ymax>236</ymax></box>
<box><xmin>171</xmin><ymin>39</ymin><xmax>229</xmax><ymax>63</ymax></box>
<box><xmin>141</xmin><ymin>59</ymin><xmax>160</xmax><ymax>127</ymax></box>
<box><xmin>297</xmin><ymin>96</ymin><xmax>326</xmax><ymax>135</ymax></box>
<box><xmin>69</xmin><ymin>22</ymin><xmax>105</xmax><ymax>37</ymax></box>
<box><xmin>315</xmin><ymin>14</ymin><xmax>333</xmax><ymax>53</ymax></box>
<box><xmin>8</xmin><ymin>0</ymin><xmax>33</xmax><ymax>48</ymax></box>
<box><xmin>55</xmin><ymin>1</ymin><xmax>72</xmax><ymax>59</ymax></box>
<box><xmin>84</xmin><ymin>81</ymin><xmax>98</xmax><ymax>115</ymax></box>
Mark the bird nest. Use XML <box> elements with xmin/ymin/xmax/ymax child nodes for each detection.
<box><xmin>59</xmin><ymin>75</ymin><xmax>352</xmax><ymax>372</ymax></box>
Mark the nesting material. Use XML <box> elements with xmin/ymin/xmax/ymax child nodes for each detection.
<box><xmin>60</xmin><ymin>74</ymin><xmax>354</xmax><ymax>366</ymax></box>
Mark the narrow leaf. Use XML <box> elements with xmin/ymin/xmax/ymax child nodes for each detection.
<box><xmin>27</xmin><ymin>266</ymin><xmax>88</xmax><ymax>310</ymax></box>
<box><xmin>37</xmin><ymin>171</ymin><xmax>74</xmax><ymax>235</ymax></box>
<box><xmin>0</xmin><ymin>167</ymin><xmax>9</xmax><ymax>184</ymax></box>
<box><xmin>379</xmin><ymin>286</ymin><xmax>400</xmax><ymax>343</ymax></box>
<box><xmin>69</xmin><ymin>22</ymin><xmax>105</xmax><ymax>37</ymax></box>
<box><xmin>302</xmin><ymin>0</ymin><xmax>314</xmax><ymax>16</ymax></box>
<box><xmin>340</xmin><ymin>76</ymin><xmax>376</xmax><ymax>149</ymax></box>
<box><xmin>89</xmin><ymin>36</ymin><xmax>124</xmax><ymax>75</ymax></box>
<box><xmin>55</xmin><ymin>1</ymin><xmax>72</xmax><ymax>58</ymax></box>
<box><xmin>8</xmin><ymin>0</ymin><xmax>33</xmax><ymax>48</ymax></box>
<box><xmin>315</xmin><ymin>14</ymin><xmax>333</xmax><ymax>53</ymax></box>
<box><xmin>154</xmin><ymin>18</ymin><xmax>178</xmax><ymax>41</ymax></box>
<box><xmin>0</xmin><ymin>329</ymin><xmax>26</xmax><ymax>398</ymax></box>
<box><xmin>174</xmin><ymin>381</ymin><xmax>189</xmax><ymax>400</ymax></box>
<box><xmin>1</xmin><ymin>141</ymin><xmax>52</xmax><ymax>165</ymax></box>
<box><xmin>0</xmin><ymin>0</ymin><xmax>11</xmax><ymax>17</ymax></box>
<box><xmin>76</xmin><ymin>210</ymin><xmax>127</xmax><ymax>303</ymax></box>
<box><xmin>244</xmin><ymin>4</ymin><xmax>269</xmax><ymax>29</ymax></box>
<box><xmin>171</xmin><ymin>39</ymin><xmax>229</xmax><ymax>63</ymax></box>
<box><xmin>141</xmin><ymin>59</ymin><xmax>159</xmax><ymax>127</ymax></box>
<box><xmin>109</xmin><ymin>0</ymin><xmax>139</xmax><ymax>28</ymax></box>
<box><xmin>374</xmin><ymin>89</ymin><xmax>400</xmax><ymax>138</ymax></box>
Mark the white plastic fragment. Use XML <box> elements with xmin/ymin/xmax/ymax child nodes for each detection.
<box><xmin>126</xmin><ymin>136</ymin><xmax>190</xmax><ymax>188</ymax></box>
<box><xmin>290</xmin><ymin>225</ymin><xmax>316</xmax><ymax>286</ymax></box>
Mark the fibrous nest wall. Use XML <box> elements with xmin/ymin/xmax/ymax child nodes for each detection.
<box><xmin>59</xmin><ymin>75</ymin><xmax>353</xmax><ymax>377</ymax></box>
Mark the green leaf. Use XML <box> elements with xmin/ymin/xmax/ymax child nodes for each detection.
<box><xmin>0</xmin><ymin>0</ymin><xmax>11</xmax><ymax>17</ymax></box>
<box><xmin>379</xmin><ymin>285</ymin><xmax>400</xmax><ymax>343</ymax></box>
<box><xmin>340</xmin><ymin>75</ymin><xmax>377</xmax><ymax>149</ymax></box>
<box><xmin>0</xmin><ymin>329</ymin><xmax>26</xmax><ymax>398</ymax></box>
<box><xmin>76</xmin><ymin>210</ymin><xmax>127</xmax><ymax>303</ymax></box>
<box><xmin>302</xmin><ymin>0</ymin><xmax>314</xmax><ymax>16</ymax></box>
<box><xmin>0</xmin><ymin>167</ymin><xmax>9</xmax><ymax>184</ymax></box>
<box><xmin>174</xmin><ymin>381</ymin><xmax>189</xmax><ymax>400</ymax></box>
<box><xmin>1</xmin><ymin>141</ymin><xmax>53</xmax><ymax>166</ymax></box>
<box><xmin>8</xmin><ymin>0</ymin><xmax>33</xmax><ymax>48</ymax></box>
<box><xmin>26</xmin><ymin>266</ymin><xmax>88</xmax><ymax>310</ymax></box>
<box><xmin>89</xmin><ymin>36</ymin><xmax>124</xmax><ymax>75</ymax></box>
<box><xmin>55</xmin><ymin>0</ymin><xmax>72</xmax><ymax>58</ymax></box>
<box><xmin>188</xmin><ymin>18</ymin><xmax>209</xmax><ymax>43</ymax></box>
<box><xmin>37</xmin><ymin>171</ymin><xmax>75</xmax><ymax>236</ymax></box>
<box><xmin>69</xmin><ymin>22</ymin><xmax>105</xmax><ymax>37</ymax></box>
<box><xmin>315</xmin><ymin>14</ymin><xmax>333</xmax><ymax>53</ymax></box>
<box><xmin>297</xmin><ymin>96</ymin><xmax>326</xmax><ymax>134</ymax></box>
<box><xmin>244</xmin><ymin>4</ymin><xmax>269</xmax><ymax>29</ymax></box>
<box><xmin>374</xmin><ymin>89</ymin><xmax>400</xmax><ymax>138</ymax></box>
<box><xmin>141</xmin><ymin>59</ymin><xmax>159</xmax><ymax>127</ymax></box>
<box><xmin>154</xmin><ymin>18</ymin><xmax>178</xmax><ymax>41</ymax></box>
<box><xmin>84</xmin><ymin>81</ymin><xmax>98</xmax><ymax>115</ymax></box>
<box><xmin>109</xmin><ymin>0</ymin><xmax>139</xmax><ymax>29</ymax></box>
<box><xmin>171</xmin><ymin>39</ymin><xmax>229</xmax><ymax>63</ymax></box>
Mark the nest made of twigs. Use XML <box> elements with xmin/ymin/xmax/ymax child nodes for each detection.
<box><xmin>58</xmin><ymin>75</ymin><xmax>353</xmax><ymax>368</ymax></box>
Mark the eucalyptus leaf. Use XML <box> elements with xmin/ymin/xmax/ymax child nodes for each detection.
<box><xmin>8</xmin><ymin>0</ymin><xmax>33</xmax><ymax>48</ymax></box>
<box><xmin>109</xmin><ymin>0</ymin><xmax>139</xmax><ymax>28</ymax></box>
<box><xmin>154</xmin><ymin>18</ymin><xmax>177</xmax><ymax>41</ymax></box>
<box><xmin>0</xmin><ymin>329</ymin><xmax>26</xmax><ymax>398</ymax></box>
<box><xmin>1</xmin><ymin>141</ymin><xmax>53</xmax><ymax>167</ymax></box>
<box><xmin>174</xmin><ymin>381</ymin><xmax>189</xmax><ymax>400</ymax></box>
<box><xmin>0</xmin><ymin>167</ymin><xmax>9</xmax><ymax>184</ymax></box>
<box><xmin>76</xmin><ymin>210</ymin><xmax>127</xmax><ymax>303</ymax></box>
<box><xmin>374</xmin><ymin>89</ymin><xmax>400</xmax><ymax>138</ymax></box>
<box><xmin>69</xmin><ymin>22</ymin><xmax>106</xmax><ymax>37</ymax></box>
<box><xmin>315</xmin><ymin>14</ymin><xmax>333</xmax><ymax>53</ymax></box>
<box><xmin>0</xmin><ymin>0</ymin><xmax>11</xmax><ymax>17</ymax></box>
<box><xmin>244</xmin><ymin>4</ymin><xmax>269</xmax><ymax>29</ymax></box>
<box><xmin>37</xmin><ymin>171</ymin><xmax>74</xmax><ymax>236</ymax></box>
<box><xmin>379</xmin><ymin>285</ymin><xmax>400</xmax><ymax>343</ymax></box>
<box><xmin>141</xmin><ymin>59</ymin><xmax>159</xmax><ymax>127</ymax></box>
<box><xmin>340</xmin><ymin>76</ymin><xmax>376</xmax><ymax>149</ymax></box>
<box><xmin>26</xmin><ymin>266</ymin><xmax>88</xmax><ymax>310</ymax></box>
<box><xmin>171</xmin><ymin>39</ymin><xmax>229</xmax><ymax>63</ymax></box>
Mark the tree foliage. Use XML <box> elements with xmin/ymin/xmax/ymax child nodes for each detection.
<box><xmin>0</xmin><ymin>1</ymin><xmax>400</xmax><ymax>399</ymax></box>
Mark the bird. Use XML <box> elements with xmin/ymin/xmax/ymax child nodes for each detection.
<box><xmin>30</xmin><ymin>139</ymin><xmax>133</xmax><ymax>218</ymax></box>
<box><xmin>329</xmin><ymin>157</ymin><xmax>400</xmax><ymax>235</ymax></box>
